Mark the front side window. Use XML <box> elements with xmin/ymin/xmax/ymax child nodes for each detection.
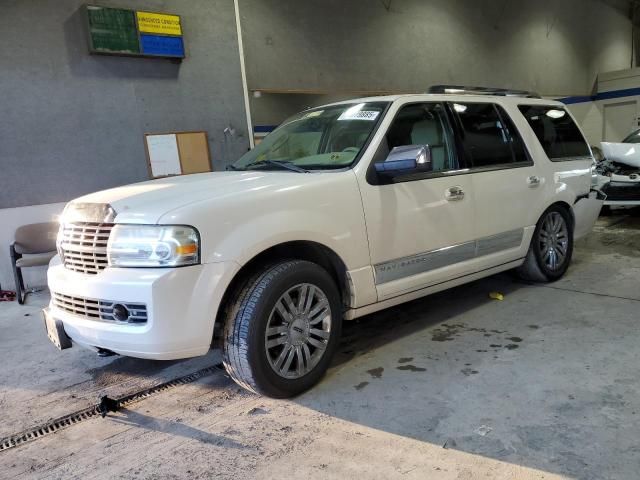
<box><xmin>232</xmin><ymin>102</ymin><xmax>388</xmax><ymax>171</ymax></box>
<box><xmin>384</xmin><ymin>103</ymin><xmax>458</xmax><ymax>172</ymax></box>
<box><xmin>452</xmin><ymin>102</ymin><xmax>527</xmax><ymax>168</ymax></box>
<box><xmin>518</xmin><ymin>105</ymin><xmax>591</xmax><ymax>160</ymax></box>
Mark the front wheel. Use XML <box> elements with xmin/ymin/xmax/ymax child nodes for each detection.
<box><xmin>222</xmin><ymin>260</ymin><xmax>342</xmax><ymax>398</ymax></box>
<box><xmin>517</xmin><ymin>206</ymin><xmax>574</xmax><ymax>282</ymax></box>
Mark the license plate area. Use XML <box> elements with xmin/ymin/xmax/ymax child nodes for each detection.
<box><xmin>43</xmin><ymin>309</ymin><xmax>72</xmax><ymax>350</ymax></box>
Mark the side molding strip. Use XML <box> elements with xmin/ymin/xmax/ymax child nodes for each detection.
<box><xmin>374</xmin><ymin>228</ymin><xmax>524</xmax><ymax>284</ymax></box>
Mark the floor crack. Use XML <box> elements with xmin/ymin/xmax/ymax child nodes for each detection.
<box><xmin>534</xmin><ymin>284</ymin><xmax>640</xmax><ymax>303</ymax></box>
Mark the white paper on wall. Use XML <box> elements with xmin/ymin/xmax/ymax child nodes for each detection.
<box><xmin>146</xmin><ymin>134</ymin><xmax>182</xmax><ymax>177</ymax></box>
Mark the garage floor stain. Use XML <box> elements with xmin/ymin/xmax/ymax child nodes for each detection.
<box><xmin>396</xmin><ymin>365</ymin><xmax>427</xmax><ymax>372</ymax></box>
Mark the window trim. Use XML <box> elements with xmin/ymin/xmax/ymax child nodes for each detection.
<box><xmin>517</xmin><ymin>104</ymin><xmax>592</xmax><ymax>162</ymax></box>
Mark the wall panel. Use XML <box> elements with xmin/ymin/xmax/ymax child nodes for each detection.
<box><xmin>0</xmin><ymin>0</ymin><xmax>249</xmax><ymax>209</ymax></box>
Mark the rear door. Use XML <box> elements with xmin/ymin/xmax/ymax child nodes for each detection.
<box><xmin>517</xmin><ymin>104</ymin><xmax>599</xmax><ymax>239</ymax></box>
<box><xmin>448</xmin><ymin>101</ymin><xmax>544</xmax><ymax>267</ymax></box>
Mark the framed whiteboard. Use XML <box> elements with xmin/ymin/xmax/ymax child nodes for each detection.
<box><xmin>144</xmin><ymin>131</ymin><xmax>212</xmax><ymax>178</ymax></box>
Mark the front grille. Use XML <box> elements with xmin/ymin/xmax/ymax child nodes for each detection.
<box><xmin>52</xmin><ymin>292</ymin><xmax>148</xmax><ymax>324</ymax></box>
<box><xmin>59</xmin><ymin>222</ymin><xmax>114</xmax><ymax>274</ymax></box>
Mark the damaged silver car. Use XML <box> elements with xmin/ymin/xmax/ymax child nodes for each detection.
<box><xmin>597</xmin><ymin>130</ymin><xmax>640</xmax><ymax>208</ymax></box>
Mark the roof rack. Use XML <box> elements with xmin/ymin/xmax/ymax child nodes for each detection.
<box><xmin>428</xmin><ymin>85</ymin><xmax>541</xmax><ymax>99</ymax></box>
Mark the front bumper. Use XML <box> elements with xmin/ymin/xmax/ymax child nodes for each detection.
<box><xmin>601</xmin><ymin>180</ymin><xmax>640</xmax><ymax>206</ymax></box>
<box><xmin>46</xmin><ymin>255</ymin><xmax>238</xmax><ymax>360</ymax></box>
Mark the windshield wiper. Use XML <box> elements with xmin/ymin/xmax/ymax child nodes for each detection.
<box><xmin>225</xmin><ymin>164</ymin><xmax>241</xmax><ymax>171</ymax></box>
<box><xmin>245</xmin><ymin>159</ymin><xmax>308</xmax><ymax>173</ymax></box>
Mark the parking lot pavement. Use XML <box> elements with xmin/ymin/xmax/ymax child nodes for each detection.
<box><xmin>1</xmin><ymin>213</ymin><xmax>639</xmax><ymax>479</ymax></box>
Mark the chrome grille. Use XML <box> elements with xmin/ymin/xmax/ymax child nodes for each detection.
<box><xmin>52</xmin><ymin>292</ymin><xmax>148</xmax><ymax>324</ymax></box>
<box><xmin>58</xmin><ymin>222</ymin><xmax>113</xmax><ymax>274</ymax></box>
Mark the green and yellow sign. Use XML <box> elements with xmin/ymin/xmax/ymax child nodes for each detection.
<box><xmin>86</xmin><ymin>5</ymin><xmax>185</xmax><ymax>58</ymax></box>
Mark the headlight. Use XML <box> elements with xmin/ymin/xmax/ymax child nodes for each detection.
<box><xmin>107</xmin><ymin>225</ymin><xmax>200</xmax><ymax>268</ymax></box>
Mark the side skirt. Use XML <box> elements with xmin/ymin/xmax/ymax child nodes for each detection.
<box><xmin>343</xmin><ymin>258</ymin><xmax>524</xmax><ymax>320</ymax></box>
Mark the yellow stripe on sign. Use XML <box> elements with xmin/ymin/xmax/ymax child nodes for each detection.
<box><xmin>136</xmin><ymin>11</ymin><xmax>182</xmax><ymax>36</ymax></box>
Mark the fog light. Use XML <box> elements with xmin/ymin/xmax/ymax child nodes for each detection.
<box><xmin>112</xmin><ymin>304</ymin><xmax>129</xmax><ymax>322</ymax></box>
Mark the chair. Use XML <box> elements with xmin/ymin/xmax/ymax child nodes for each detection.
<box><xmin>10</xmin><ymin>222</ymin><xmax>58</xmax><ymax>304</ymax></box>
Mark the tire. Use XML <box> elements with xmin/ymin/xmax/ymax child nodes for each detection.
<box><xmin>222</xmin><ymin>260</ymin><xmax>342</xmax><ymax>398</ymax></box>
<box><xmin>517</xmin><ymin>205</ymin><xmax>574</xmax><ymax>283</ymax></box>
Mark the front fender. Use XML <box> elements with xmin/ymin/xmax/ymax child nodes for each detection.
<box><xmin>211</xmin><ymin>209</ymin><xmax>366</xmax><ymax>268</ymax></box>
<box><xmin>157</xmin><ymin>170</ymin><xmax>371</xmax><ymax>271</ymax></box>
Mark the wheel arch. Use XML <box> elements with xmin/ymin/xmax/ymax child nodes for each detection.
<box><xmin>544</xmin><ymin>200</ymin><xmax>575</xmax><ymax>231</ymax></box>
<box><xmin>213</xmin><ymin>240</ymin><xmax>351</xmax><ymax>342</ymax></box>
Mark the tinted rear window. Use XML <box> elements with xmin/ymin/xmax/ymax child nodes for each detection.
<box><xmin>452</xmin><ymin>102</ymin><xmax>529</xmax><ymax>168</ymax></box>
<box><xmin>518</xmin><ymin>105</ymin><xmax>590</xmax><ymax>160</ymax></box>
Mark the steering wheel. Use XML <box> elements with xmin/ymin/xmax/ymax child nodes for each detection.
<box><xmin>342</xmin><ymin>147</ymin><xmax>359</xmax><ymax>153</ymax></box>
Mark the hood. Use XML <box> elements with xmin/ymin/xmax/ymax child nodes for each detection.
<box><xmin>66</xmin><ymin>171</ymin><xmax>332</xmax><ymax>224</ymax></box>
<box><xmin>600</xmin><ymin>142</ymin><xmax>640</xmax><ymax>169</ymax></box>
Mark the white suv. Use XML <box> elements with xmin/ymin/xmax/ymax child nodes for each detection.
<box><xmin>44</xmin><ymin>87</ymin><xmax>603</xmax><ymax>397</ymax></box>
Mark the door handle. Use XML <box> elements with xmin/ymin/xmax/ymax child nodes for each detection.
<box><xmin>445</xmin><ymin>186</ymin><xmax>465</xmax><ymax>201</ymax></box>
<box><xmin>527</xmin><ymin>175</ymin><xmax>541</xmax><ymax>187</ymax></box>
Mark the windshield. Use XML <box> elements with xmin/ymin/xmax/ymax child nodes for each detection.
<box><xmin>232</xmin><ymin>102</ymin><xmax>388</xmax><ymax>171</ymax></box>
<box><xmin>622</xmin><ymin>129</ymin><xmax>640</xmax><ymax>144</ymax></box>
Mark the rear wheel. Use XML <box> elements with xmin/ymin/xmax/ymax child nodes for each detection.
<box><xmin>517</xmin><ymin>206</ymin><xmax>573</xmax><ymax>282</ymax></box>
<box><xmin>222</xmin><ymin>260</ymin><xmax>342</xmax><ymax>398</ymax></box>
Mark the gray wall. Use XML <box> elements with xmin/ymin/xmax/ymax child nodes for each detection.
<box><xmin>0</xmin><ymin>0</ymin><xmax>250</xmax><ymax>209</ymax></box>
<box><xmin>241</xmin><ymin>0</ymin><xmax>633</xmax><ymax>125</ymax></box>
<box><xmin>250</xmin><ymin>92</ymin><xmax>356</xmax><ymax>126</ymax></box>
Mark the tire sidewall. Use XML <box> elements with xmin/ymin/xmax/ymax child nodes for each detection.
<box><xmin>532</xmin><ymin>206</ymin><xmax>574</xmax><ymax>281</ymax></box>
<box><xmin>243</xmin><ymin>261</ymin><xmax>342</xmax><ymax>398</ymax></box>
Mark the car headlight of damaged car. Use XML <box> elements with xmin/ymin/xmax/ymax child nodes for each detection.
<box><xmin>107</xmin><ymin>225</ymin><xmax>200</xmax><ymax>267</ymax></box>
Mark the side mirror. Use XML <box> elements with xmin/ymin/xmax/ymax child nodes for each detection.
<box><xmin>375</xmin><ymin>145</ymin><xmax>432</xmax><ymax>178</ymax></box>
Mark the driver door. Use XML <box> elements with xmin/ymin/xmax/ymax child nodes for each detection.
<box><xmin>357</xmin><ymin>101</ymin><xmax>477</xmax><ymax>300</ymax></box>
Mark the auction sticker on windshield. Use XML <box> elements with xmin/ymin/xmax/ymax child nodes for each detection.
<box><xmin>338</xmin><ymin>110</ymin><xmax>380</xmax><ymax>121</ymax></box>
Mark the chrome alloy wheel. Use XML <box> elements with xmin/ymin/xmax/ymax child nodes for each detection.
<box><xmin>264</xmin><ymin>283</ymin><xmax>332</xmax><ymax>379</ymax></box>
<box><xmin>538</xmin><ymin>211</ymin><xmax>569</xmax><ymax>271</ymax></box>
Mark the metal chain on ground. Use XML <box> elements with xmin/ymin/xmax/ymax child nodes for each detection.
<box><xmin>0</xmin><ymin>364</ymin><xmax>224</xmax><ymax>452</ymax></box>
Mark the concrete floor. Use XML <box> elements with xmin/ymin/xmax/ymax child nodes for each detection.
<box><xmin>1</xmin><ymin>213</ymin><xmax>639</xmax><ymax>479</ymax></box>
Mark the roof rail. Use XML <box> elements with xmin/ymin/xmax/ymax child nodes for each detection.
<box><xmin>428</xmin><ymin>85</ymin><xmax>541</xmax><ymax>99</ymax></box>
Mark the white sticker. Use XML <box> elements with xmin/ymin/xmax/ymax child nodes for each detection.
<box><xmin>338</xmin><ymin>110</ymin><xmax>380</xmax><ymax>121</ymax></box>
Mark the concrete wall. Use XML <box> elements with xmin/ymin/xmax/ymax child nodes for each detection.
<box><xmin>566</xmin><ymin>102</ymin><xmax>604</xmax><ymax>146</ymax></box>
<box><xmin>240</xmin><ymin>0</ymin><xmax>633</xmax><ymax>126</ymax></box>
<box><xmin>0</xmin><ymin>0</ymin><xmax>250</xmax><ymax>210</ymax></box>
<box><xmin>564</xmin><ymin>67</ymin><xmax>640</xmax><ymax>147</ymax></box>
<box><xmin>597</xmin><ymin>69</ymin><xmax>640</xmax><ymax>142</ymax></box>
<box><xmin>241</xmin><ymin>0</ymin><xmax>631</xmax><ymax>95</ymax></box>
<box><xmin>250</xmin><ymin>92</ymin><xmax>356</xmax><ymax>126</ymax></box>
